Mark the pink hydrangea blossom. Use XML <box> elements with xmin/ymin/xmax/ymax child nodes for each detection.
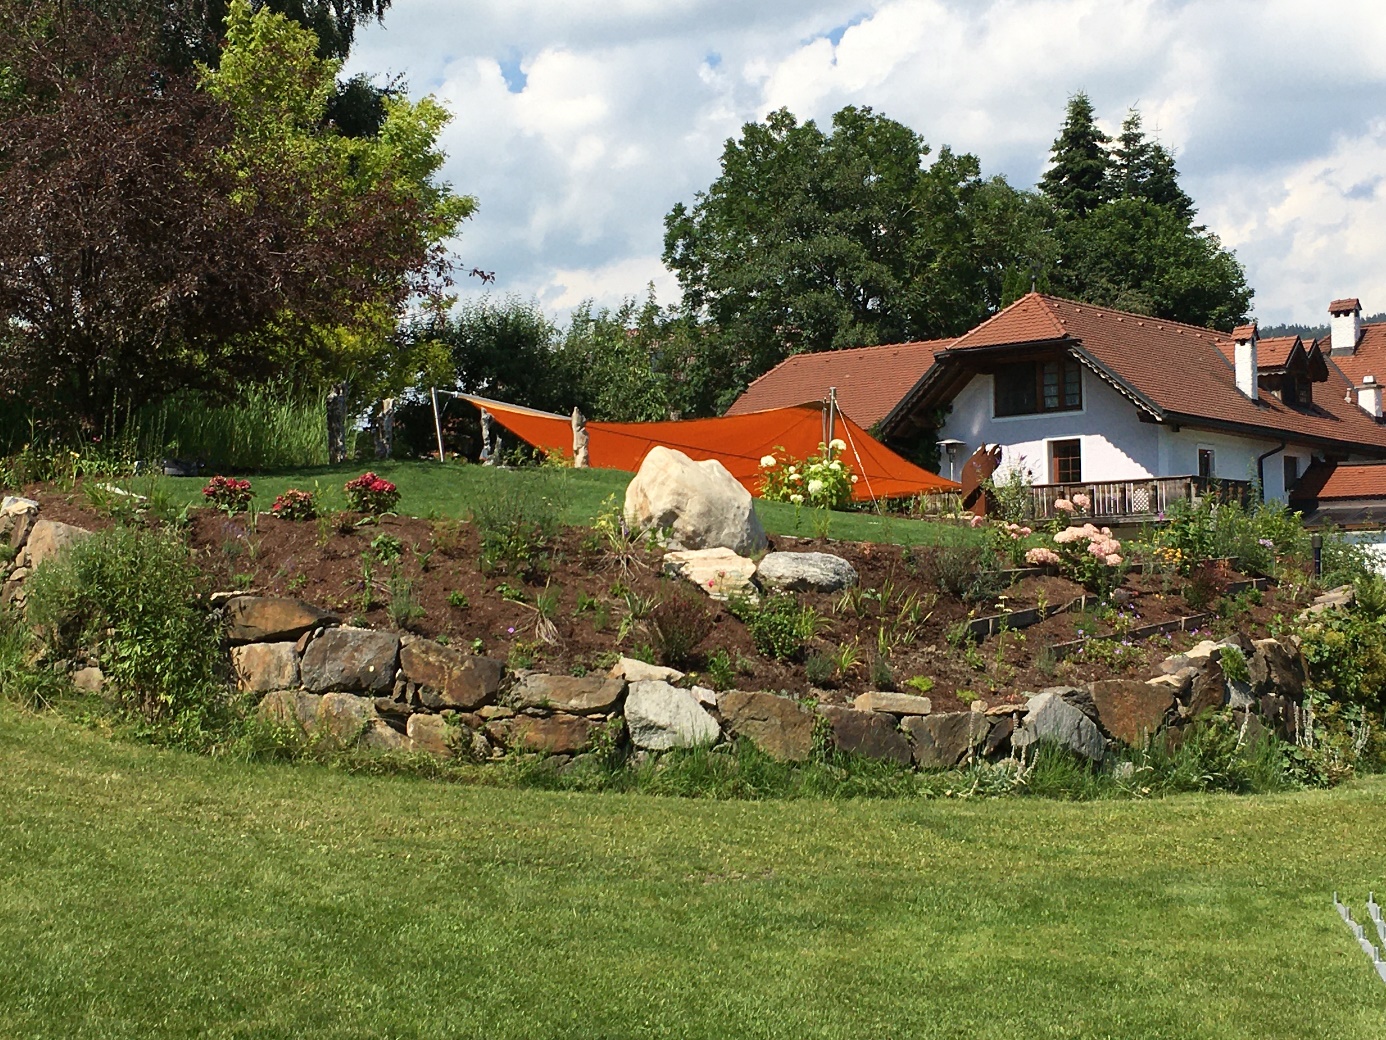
<box><xmin>1025</xmin><ymin>547</ymin><xmax>1061</xmax><ymax>566</ymax></box>
<box><xmin>1054</xmin><ymin>498</ymin><xmax>1074</xmax><ymax>512</ymax></box>
<box><xmin>1105</xmin><ymin>554</ymin><xmax>1124</xmax><ymax>566</ymax></box>
<box><xmin>1072</xmin><ymin>493</ymin><xmax>1091</xmax><ymax>510</ymax></box>
<box><xmin>969</xmin><ymin>514</ymin><xmax>985</xmax><ymax>528</ymax></box>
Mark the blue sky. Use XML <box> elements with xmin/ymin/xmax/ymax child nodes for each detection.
<box><xmin>346</xmin><ymin>0</ymin><xmax>1386</xmax><ymax>326</ymax></box>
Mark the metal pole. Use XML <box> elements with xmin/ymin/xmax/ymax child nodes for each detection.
<box><xmin>828</xmin><ymin>386</ymin><xmax>838</xmax><ymax>458</ymax></box>
<box><xmin>430</xmin><ymin>387</ymin><xmax>446</xmax><ymax>463</ymax></box>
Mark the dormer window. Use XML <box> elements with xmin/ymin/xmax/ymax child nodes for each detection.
<box><xmin>994</xmin><ymin>358</ymin><xmax>1082</xmax><ymax>417</ymax></box>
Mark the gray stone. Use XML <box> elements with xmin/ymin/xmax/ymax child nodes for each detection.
<box><xmin>716</xmin><ymin>690</ymin><xmax>815</xmax><ymax>761</ymax></box>
<box><xmin>230</xmin><ymin>642</ymin><xmax>300</xmax><ymax>693</ymax></box>
<box><xmin>1227</xmin><ymin>679</ymin><xmax>1256</xmax><ymax>712</ymax></box>
<box><xmin>21</xmin><ymin>519</ymin><xmax>91</xmax><ymax>571</ymax></box>
<box><xmin>1248</xmin><ymin>638</ymin><xmax>1305</xmax><ymax>699</ymax></box>
<box><xmin>662</xmin><ymin>547</ymin><xmax>758</xmax><ymax>602</ymax></box>
<box><xmin>852</xmin><ymin>691</ymin><xmax>933</xmax><ymax>716</ymax></box>
<box><xmin>1013</xmin><ymin>692</ymin><xmax>1107</xmax><ymax>761</ymax></box>
<box><xmin>904</xmin><ymin>712</ymin><xmax>990</xmax><ymax>769</ymax></box>
<box><xmin>690</xmin><ymin>685</ymin><xmax>718</xmax><ymax>708</ymax></box>
<box><xmin>300</xmin><ymin>627</ymin><xmax>399</xmax><ymax>694</ymax></box>
<box><xmin>225</xmin><ymin>596</ymin><xmax>339</xmax><ymax>644</ymax></box>
<box><xmin>1184</xmin><ymin>657</ymin><xmax>1227</xmax><ymax>718</ymax></box>
<box><xmin>257</xmin><ymin>690</ymin><xmax>322</xmax><ymax>734</ymax></box>
<box><xmin>607</xmin><ymin>657</ymin><xmax>685</xmax><ymax>684</ymax></box>
<box><xmin>820</xmin><ymin>706</ymin><xmax>912</xmax><ymax>766</ymax></box>
<box><xmin>982</xmin><ymin>714</ymin><xmax>1014</xmax><ymax>757</ymax></box>
<box><xmin>1087</xmin><ymin>680</ymin><xmax>1174</xmax><ymax>746</ymax></box>
<box><xmin>316</xmin><ymin>692</ymin><xmax>377</xmax><ymax>745</ymax></box>
<box><xmin>399</xmin><ymin>638</ymin><xmax>503</xmax><ymax>710</ymax></box>
<box><xmin>755</xmin><ymin>552</ymin><xmax>859</xmax><ymax>593</ymax></box>
<box><xmin>72</xmin><ymin>666</ymin><xmax>104</xmax><ymax>694</ymax></box>
<box><xmin>1305</xmin><ymin>585</ymin><xmax>1355</xmax><ymax>615</ymax></box>
<box><xmin>360</xmin><ymin>719</ymin><xmax>409</xmax><ymax>752</ymax></box>
<box><xmin>406</xmin><ymin>713</ymin><xmax>456</xmax><ymax>757</ymax></box>
<box><xmin>624</xmin><ymin>445</ymin><xmax>767</xmax><ymax>555</ymax></box>
<box><xmin>625</xmin><ymin>680</ymin><xmax>721</xmax><ymax>750</ymax></box>
<box><xmin>511</xmin><ymin>673</ymin><xmax>626</xmax><ymax>714</ymax></box>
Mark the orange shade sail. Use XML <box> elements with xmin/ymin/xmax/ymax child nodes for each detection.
<box><xmin>457</xmin><ymin>393</ymin><xmax>960</xmax><ymax>502</ymax></box>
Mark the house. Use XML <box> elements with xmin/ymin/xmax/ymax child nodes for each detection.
<box><xmin>725</xmin><ymin>338</ymin><xmax>950</xmax><ymax>429</ymax></box>
<box><xmin>872</xmin><ymin>293</ymin><xmax>1386</xmax><ymax>520</ymax></box>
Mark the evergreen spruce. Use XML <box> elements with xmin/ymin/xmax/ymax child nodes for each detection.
<box><xmin>1039</xmin><ymin>93</ymin><xmax>1111</xmax><ymax>219</ymax></box>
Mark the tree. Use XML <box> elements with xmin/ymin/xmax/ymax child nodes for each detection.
<box><xmin>0</xmin><ymin>0</ymin><xmax>470</xmax><ymax>434</ymax></box>
<box><xmin>664</xmin><ymin>106</ymin><xmax>1042</xmax><ymax>400</ymax></box>
<box><xmin>1110</xmin><ymin>109</ymin><xmax>1194</xmax><ymax>222</ymax></box>
<box><xmin>1039</xmin><ymin>93</ymin><xmax>1110</xmax><ymax>219</ymax></box>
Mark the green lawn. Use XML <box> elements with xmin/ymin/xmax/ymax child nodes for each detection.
<box><xmin>140</xmin><ymin>459</ymin><xmax>977</xmax><ymax>546</ymax></box>
<box><xmin>2</xmin><ymin>704</ymin><xmax>1384</xmax><ymax>1039</ymax></box>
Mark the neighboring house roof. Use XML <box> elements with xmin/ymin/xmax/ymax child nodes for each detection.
<box><xmin>1291</xmin><ymin>460</ymin><xmax>1386</xmax><ymax>501</ymax></box>
<box><xmin>1324</xmin><ymin>322</ymin><xmax>1386</xmax><ymax>385</ymax></box>
<box><xmin>1330</xmin><ymin>298</ymin><xmax>1361</xmax><ymax>313</ymax></box>
<box><xmin>883</xmin><ymin>292</ymin><xmax>1386</xmax><ymax>455</ymax></box>
<box><xmin>725</xmin><ymin>339</ymin><xmax>950</xmax><ymax>428</ymax></box>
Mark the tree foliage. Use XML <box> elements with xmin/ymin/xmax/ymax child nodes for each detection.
<box><xmin>664</xmin><ymin>106</ymin><xmax>1044</xmax><ymax>396</ymax></box>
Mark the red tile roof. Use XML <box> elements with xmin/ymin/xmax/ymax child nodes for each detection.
<box><xmin>1329</xmin><ymin>298</ymin><xmax>1361</xmax><ymax>313</ymax></box>
<box><xmin>725</xmin><ymin>339</ymin><xmax>949</xmax><ymax>427</ymax></box>
<box><xmin>1325</xmin><ymin>321</ymin><xmax>1386</xmax><ymax>385</ymax></box>
<box><xmin>1213</xmin><ymin>335</ymin><xmax>1304</xmax><ymax>370</ymax></box>
<box><xmin>1231</xmin><ymin>323</ymin><xmax>1258</xmax><ymax>341</ymax></box>
<box><xmin>1291</xmin><ymin>460</ymin><xmax>1386</xmax><ymax>501</ymax></box>
<box><xmin>914</xmin><ymin>293</ymin><xmax>1386</xmax><ymax>453</ymax></box>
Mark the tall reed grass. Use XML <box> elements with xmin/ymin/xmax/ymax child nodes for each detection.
<box><xmin>128</xmin><ymin>385</ymin><xmax>331</xmax><ymax>471</ymax></box>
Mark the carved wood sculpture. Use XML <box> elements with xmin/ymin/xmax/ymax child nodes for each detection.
<box><xmin>959</xmin><ymin>444</ymin><xmax>1002</xmax><ymax>517</ymax></box>
<box><xmin>572</xmin><ymin>407</ymin><xmax>590</xmax><ymax>468</ymax></box>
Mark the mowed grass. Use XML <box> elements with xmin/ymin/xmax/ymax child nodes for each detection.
<box><xmin>2</xmin><ymin>705</ymin><xmax>1385</xmax><ymax>1039</ymax></box>
<box><xmin>142</xmin><ymin>459</ymin><xmax>979</xmax><ymax>546</ymax></box>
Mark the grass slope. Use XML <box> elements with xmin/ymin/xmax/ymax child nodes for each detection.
<box><xmin>144</xmin><ymin>460</ymin><xmax>978</xmax><ymax>546</ymax></box>
<box><xmin>2</xmin><ymin>705</ymin><xmax>1384</xmax><ymax>1039</ymax></box>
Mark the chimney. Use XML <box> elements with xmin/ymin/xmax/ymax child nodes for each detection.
<box><xmin>1358</xmin><ymin>375</ymin><xmax>1383</xmax><ymax>418</ymax></box>
<box><xmin>1232</xmin><ymin>322</ymin><xmax>1259</xmax><ymax>400</ymax></box>
<box><xmin>1329</xmin><ymin>297</ymin><xmax>1362</xmax><ymax>356</ymax></box>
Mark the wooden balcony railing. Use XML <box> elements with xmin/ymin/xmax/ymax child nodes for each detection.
<box><xmin>1026</xmin><ymin>475</ymin><xmax>1251</xmax><ymax>523</ymax></box>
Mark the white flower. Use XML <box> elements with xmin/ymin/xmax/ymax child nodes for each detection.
<box><xmin>787</xmin><ymin>466</ymin><xmax>797</xmax><ymax>476</ymax></box>
<box><xmin>829</xmin><ymin>460</ymin><xmax>842</xmax><ymax>470</ymax></box>
<box><xmin>850</xmin><ymin>474</ymin><xmax>859</xmax><ymax>483</ymax></box>
<box><xmin>790</xmin><ymin>493</ymin><xmax>804</xmax><ymax>504</ymax></box>
<box><xmin>807</xmin><ymin>478</ymin><xmax>825</xmax><ymax>496</ymax></box>
<box><xmin>759</xmin><ymin>455</ymin><xmax>777</xmax><ymax>468</ymax></box>
<box><xmin>829</xmin><ymin>438</ymin><xmax>846</xmax><ymax>452</ymax></box>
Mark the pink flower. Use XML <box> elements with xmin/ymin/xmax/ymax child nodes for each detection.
<box><xmin>1072</xmin><ymin>493</ymin><xmax>1091</xmax><ymax>510</ymax></box>
<box><xmin>1020</xmin><ymin>526</ymin><xmax>1032</xmax><ymax>537</ymax></box>
<box><xmin>1025</xmin><ymin>547</ymin><xmax>1061</xmax><ymax>566</ymax></box>
<box><xmin>1105</xmin><ymin>554</ymin><xmax>1124</xmax><ymax>567</ymax></box>
<box><xmin>1100</xmin><ymin>526</ymin><xmax>1112</xmax><ymax>536</ymax></box>
<box><xmin>969</xmin><ymin>514</ymin><xmax>985</xmax><ymax>528</ymax></box>
<box><xmin>1054</xmin><ymin>498</ymin><xmax>1074</xmax><ymax>513</ymax></box>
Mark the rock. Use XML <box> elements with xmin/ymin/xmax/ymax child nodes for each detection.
<box><xmin>229</xmin><ymin>642</ymin><xmax>300</xmax><ymax>693</ymax></box>
<box><xmin>360</xmin><ymin>719</ymin><xmax>409</xmax><ymax>752</ymax></box>
<box><xmin>1087</xmin><ymin>680</ymin><xmax>1173</xmax><ymax>746</ymax></box>
<box><xmin>1227</xmin><ymin>679</ymin><xmax>1256</xmax><ymax>712</ymax></box>
<box><xmin>478</xmin><ymin>704</ymin><xmax>514</xmax><ymax>720</ymax></box>
<box><xmin>852</xmin><ymin>691</ymin><xmax>932</xmax><ymax>716</ymax></box>
<box><xmin>662</xmin><ymin>547</ymin><xmax>758</xmax><ymax>602</ymax></box>
<box><xmin>510</xmin><ymin>673</ymin><xmax>626</xmax><ymax>714</ymax></box>
<box><xmin>1184</xmin><ymin>639</ymin><xmax>1223</xmax><ymax>662</ymax></box>
<box><xmin>607</xmin><ymin>657</ymin><xmax>685</xmax><ymax>684</ymax></box>
<box><xmin>625</xmin><ymin>680</ymin><xmax>721</xmax><ymax>750</ymax></box>
<box><xmin>1306</xmin><ymin>585</ymin><xmax>1355</xmax><ymax>615</ymax></box>
<box><xmin>71</xmin><ymin>666</ymin><xmax>104</xmax><ymax>694</ymax></box>
<box><xmin>1147</xmin><ymin>669</ymin><xmax>1195</xmax><ymax>699</ymax></box>
<box><xmin>983</xmin><ymin>714</ymin><xmax>1014</xmax><ymax>757</ymax></box>
<box><xmin>903</xmin><ymin>712</ymin><xmax>990</xmax><ymax>769</ymax></box>
<box><xmin>300</xmin><ymin>627</ymin><xmax>399</xmax><ymax>694</ymax></box>
<box><xmin>406</xmin><ymin>713</ymin><xmax>456</xmax><ymax>757</ymax></box>
<box><xmin>0</xmin><ymin>497</ymin><xmax>38</xmax><ymax>548</ymax></box>
<box><xmin>374</xmin><ymin>697</ymin><xmax>414</xmax><ymax>722</ymax></box>
<box><xmin>0</xmin><ymin>495</ymin><xmax>38</xmax><ymax>515</ymax></box>
<box><xmin>1248</xmin><ymin>638</ymin><xmax>1304</xmax><ymax>699</ymax></box>
<box><xmin>399</xmin><ymin>639</ymin><xmax>504</xmax><ymax>710</ymax></box>
<box><xmin>624</xmin><ymin>446</ymin><xmax>768</xmax><ymax>555</ymax></box>
<box><xmin>1184</xmin><ymin>657</ymin><xmax>1227</xmax><ymax>718</ymax></box>
<box><xmin>755</xmin><ymin>552</ymin><xmax>859</xmax><ymax>593</ymax></box>
<box><xmin>316</xmin><ymin>692</ymin><xmax>377</xmax><ymax>745</ymax></box>
<box><xmin>716</xmin><ymin>690</ymin><xmax>815</xmax><ymax>761</ymax></box>
<box><xmin>257</xmin><ymin>690</ymin><xmax>322</xmax><ymax>733</ymax></box>
<box><xmin>496</xmin><ymin>714</ymin><xmax>597</xmax><ymax>754</ymax></box>
<box><xmin>1013</xmin><ymin>692</ymin><xmax>1107</xmax><ymax>761</ymax></box>
<box><xmin>1260</xmin><ymin>694</ymin><xmax>1302</xmax><ymax>741</ymax></box>
<box><xmin>690</xmin><ymin>685</ymin><xmax>718</xmax><ymax>709</ymax></box>
<box><xmin>1045</xmin><ymin>685</ymin><xmax>1099</xmax><ymax>722</ymax></box>
<box><xmin>20</xmin><ymin>519</ymin><xmax>91</xmax><ymax>571</ymax></box>
<box><xmin>819</xmin><ymin>706</ymin><xmax>911</xmax><ymax>766</ymax></box>
<box><xmin>1232</xmin><ymin>710</ymin><xmax>1271</xmax><ymax>748</ymax></box>
<box><xmin>225</xmin><ymin>596</ymin><xmax>340</xmax><ymax>645</ymax></box>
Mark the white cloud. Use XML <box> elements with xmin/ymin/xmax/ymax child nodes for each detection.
<box><xmin>345</xmin><ymin>0</ymin><xmax>1386</xmax><ymax>325</ymax></box>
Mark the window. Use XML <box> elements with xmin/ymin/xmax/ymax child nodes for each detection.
<box><xmin>1283</xmin><ymin>456</ymin><xmax>1299</xmax><ymax>492</ymax></box>
<box><xmin>1198</xmin><ymin>448</ymin><xmax>1215</xmax><ymax>480</ymax></box>
<box><xmin>1050</xmin><ymin>439</ymin><xmax>1082</xmax><ymax>484</ymax></box>
<box><xmin>994</xmin><ymin>359</ymin><xmax>1083</xmax><ymax>417</ymax></box>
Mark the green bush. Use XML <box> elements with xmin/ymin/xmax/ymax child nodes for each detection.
<box><xmin>648</xmin><ymin>583</ymin><xmax>713</xmax><ymax>667</ymax></box>
<box><xmin>469</xmin><ymin>477</ymin><xmax>560</xmax><ymax>573</ymax></box>
<box><xmin>24</xmin><ymin>527</ymin><xmax>224</xmax><ymax>743</ymax></box>
<box><xmin>1299</xmin><ymin>606</ymin><xmax>1386</xmax><ymax>713</ymax></box>
<box><xmin>729</xmin><ymin>594</ymin><xmax>824</xmax><ymax>661</ymax></box>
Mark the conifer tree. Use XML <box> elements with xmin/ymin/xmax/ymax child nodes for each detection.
<box><xmin>1039</xmin><ymin>93</ymin><xmax>1110</xmax><ymax>218</ymax></box>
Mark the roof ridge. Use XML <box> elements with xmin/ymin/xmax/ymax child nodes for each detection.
<box><xmin>1038</xmin><ymin>293</ymin><xmax>1236</xmax><ymax>342</ymax></box>
<box><xmin>951</xmin><ymin>292</ymin><xmax>1068</xmax><ymax>347</ymax></box>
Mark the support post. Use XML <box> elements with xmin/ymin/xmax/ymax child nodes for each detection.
<box><xmin>430</xmin><ymin>387</ymin><xmax>446</xmax><ymax>463</ymax></box>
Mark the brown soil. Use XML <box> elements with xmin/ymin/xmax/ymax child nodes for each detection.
<box><xmin>23</xmin><ymin>483</ymin><xmax>1303</xmax><ymax>711</ymax></box>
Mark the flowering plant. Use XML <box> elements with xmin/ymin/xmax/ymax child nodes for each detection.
<box><xmin>758</xmin><ymin>440</ymin><xmax>856</xmax><ymax>509</ymax></box>
<box><xmin>202</xmin><ymin>475</ymin><xmax>252</xmax><ymax>514</ymax></box>
<box><xmin>1050</xmin><ymin>522</ymin><xmax>1125</xmax><ymax>593</ymax></box>
<box><xmin>271</xmin><ymin>488</ymin><xmax>317</xmax><ymax>521</ymax></box>
<box><xmin>986</xmin><ymin>519</ymin><xmax>1034</xmax><ymax>567</ymax></box>
<box><xmin>344</xmin><ymin>472</ymin><xmax>399</xmax><ymax>515</ymax></box>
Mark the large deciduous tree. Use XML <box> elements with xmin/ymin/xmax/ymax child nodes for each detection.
<box><xmin>663</xmin><ymin>106</ymin><xmax>1042</xmax><ymax>398</ymax></box>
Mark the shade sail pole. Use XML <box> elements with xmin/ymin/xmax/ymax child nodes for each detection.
<box><xmin>430</xmin><ymin>387</ymin><xmax>446</xmax><ymax>463</ymax></box>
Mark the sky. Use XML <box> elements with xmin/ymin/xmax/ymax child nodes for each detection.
<box><xmin>345</xmin><ymin>0</ymin><xmax>1386</xmax><ymax>327</ymax></box>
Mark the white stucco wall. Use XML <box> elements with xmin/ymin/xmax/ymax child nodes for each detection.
<box><xmin>937</xmin><ymin>367</ymin><xmax>1319</xmax><ymax>504</ymax></box>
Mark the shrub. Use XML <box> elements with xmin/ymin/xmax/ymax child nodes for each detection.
<box><xmin>202</xmin><ymin>475</ymin><xmax>252</xmax><ymax>514</ymax></box>
<box><xmin>648</xmin><ymin>584</ymin><xmax>714</xmax><ymax>667</ymax></box>
<box><xmin>1299</xmin><ymin>609</ymin><xmax>1386</xmax><ymax>712</ymax></box>
<box><xmin>344</xmin><ymin>472</ymin><xmax>400</xmax><ymax>515</ymax></box>
<box><xmin>729</xmin><ymin>593</ymin><xmax>824</xmax><ymax>661</ymax></box>
<box><xmin>1050</xmin><ymin>523</ymin><xmax>1125</xmax><ymax>594</ymax></box>
<box><xmin>270</xmin><ymin>488</ymin><xmax>317</xmax><ymax>521</ymax></box>
<box><xmin>24</xmin><ymin>527</ymin><xmax>223</xmax><ymax>743</ymax></box>
<box><xmin>915</xmin><ymin>542</ymin><xmax>989</xmax><ymax>598</ymax></box>
<box><xmin>758</xmin><ymin>440</ymin><xmax>857</xmax><ymax>508</ymax></box>
<box><xmin>469</xmin><ymin>478</ymin><xmax>560</xmax><ymax>574</ymax></box>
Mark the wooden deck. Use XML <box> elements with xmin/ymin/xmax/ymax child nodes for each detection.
<box><xmin>1025</xmin><ymin>475</ymin><xmax>1251</xmax><ymax>523</ymax></box>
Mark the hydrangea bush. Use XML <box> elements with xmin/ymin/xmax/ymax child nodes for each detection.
<box><xmin>344</xmin><ymin>472</ymin><xmax>400</xmax><ymax>515</ymax></box>
<box><xmin>201</xmin><ymin>475</ymin><xmax>252</xmax><ymax>514</ymax></box>
<box><xmin>271</xmin><ymin>488</ymin><xmax>317</xmax><ymax>521</ymax></box>
<box><xmin>757</xmin><ymin>439</ymin><xmax>858</xmax><ymax>509</ymax></box>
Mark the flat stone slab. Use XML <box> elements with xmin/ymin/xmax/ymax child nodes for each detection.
<box><xmin>755</xmin><ymin>552</ymin><xmax>858</xmax><ymax>593</ymax></box>
<box><xmin>820</xmin><ymin>706</ymin><xmax>911</xmax><ymax>765</ymax></box>
<box><xmin>230</xmin><ymin>642</ymin><xmax>300</xmax><ymax>693</ymax></box>
<box><xmin>492</xmin><ymin>714</ymin><xmax>598</xmax><ymax>754</ymax></box>
<box><xmin>1087</xmin><ymin>679</ymin><xmax>1173</xmax><ymax>746</ymax></box>
<box><xmin>258</xmin><ymin>690</ymin><xmax>321</xmax><ymax>733</ymax></box>
<box><xmin>903</xmin><ymin>712</ymin><xmax>990</xmax><ymax>769</ymax></box>
<box><xmin>852</xmin><ymin>691</ymin><xmax>932</xmax><ymax>716</ymax></box>
<box><xmin>301</xmin><ymin>627</ymin><xmax>399</xmax><ymax>694</ymax></box>
<box><xmin>226</xmin><ymin>596</ymin><xmax>340</xmax><ymax>645</ymax></box>
<box><xmin>625</xmin><ymin>680</ymin><xmax>721</xmax><ymax>750</ymax></box>
<box><xmin>607</xmin><ymin>657</ymin><xmax>685</xmax><ymax>684</ymax></box>
<box><xmin>511</xmin><ymin>673</ymin><xmax>626</xmax><ymax>714</ymax></box>
<box><xmin>406</xmin><ymin>713</ymin><xmax>456</xmax><ymax>757</ymax></box>
<box><xmin>399</xmin><ymin>638</ymin><xmax>503</xmax><ymax>711</ymax></box>
<box><xmin>717</xmin><ymin>690</ymin><xmax>814</xmax><ymax>761</ymax></box>
<box><xmin>663</xmin><ymin>547</ymin><xmax>758</xmax><ymax>602</ymax></box>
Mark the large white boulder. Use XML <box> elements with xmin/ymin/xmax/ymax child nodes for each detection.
<box><xmin>624</xmin><ymin>446</ymin><xmax>767</xmax><ymax>555</ymax></box>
